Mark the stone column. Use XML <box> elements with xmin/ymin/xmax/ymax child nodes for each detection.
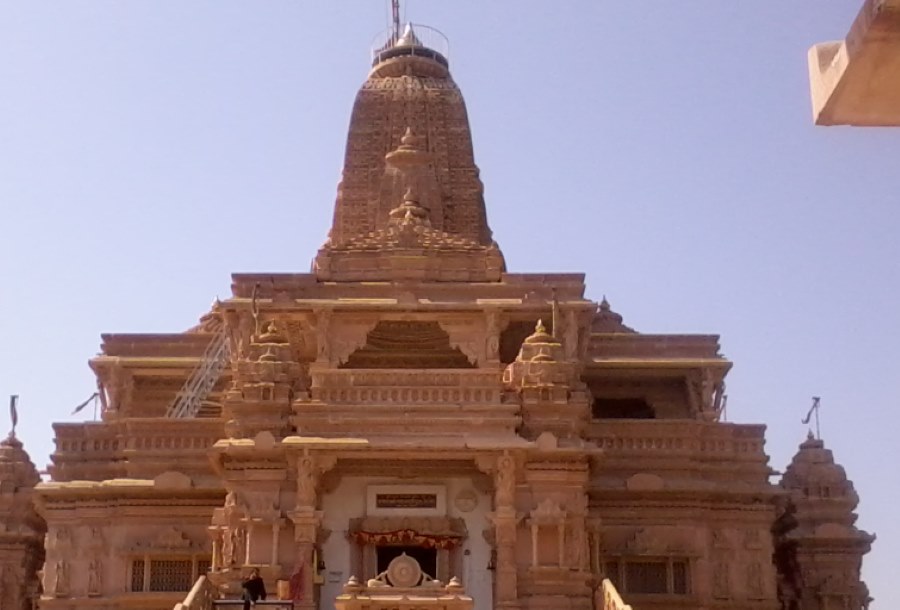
<box><xmin>484</xmin><ymin>453</ymin><xmax>520</xmax><ymax>610</ymax></box>
<box><xmin>271</xmin><ymin>520</ymin><xmax>283</xmax><ymax>567</ymax></box>
<box><xmin>288</xmin><ymin>453</ymin><xmax>333</xmax><ymax>610</ymax></box>
<box><xmin>244</xmin><ymin>520</ymin><xmax>254</xmax><ymax>565</ymax></box>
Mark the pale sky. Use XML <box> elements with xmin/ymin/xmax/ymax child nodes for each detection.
<box><xmin>1</xmin><ymin>1</ymin><xmax>897</xmax><ymax>607</ymax></box>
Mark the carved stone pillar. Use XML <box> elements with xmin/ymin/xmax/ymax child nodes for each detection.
<box><xmin>271</xmin><ymin>520</ymin><xmax>283</xmax><ymax>567</ymax></box>
<box><xmin>288</xmin><ymin>453</ymin><xmax>334</xmax><ymax>610</ymax></box>
<box><xmin>313</xmin><ymin>309</ymin><xmax>331</xmax><ymax>364</ymax></box>
<box><xmin>587</xmin><ymin>517</ymin><xmax>603</xmax><ymax>576</ymax></box>
<box><xmin>480</xmin><ymin>452</ymin><xmax>519</xmax><ymax>610</ymax></box>
<box><xmin>244</xmin><ymin>520</ymin><xmax>254</xmax><ymax>565</ymax></box>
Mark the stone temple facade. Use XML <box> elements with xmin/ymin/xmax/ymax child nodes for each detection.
<box><xmin>1</xmin><ymin>21</ymin><xmax>874</xmax><ymax>610</ymax></box>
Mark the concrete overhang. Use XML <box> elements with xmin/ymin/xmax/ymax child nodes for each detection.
<box><xmin>808</xmin><ymin>0</ymin><xmax>900</xmax><ymax>126</ymax></box>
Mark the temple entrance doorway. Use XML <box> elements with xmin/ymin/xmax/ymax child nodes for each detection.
<box><xmin>376</xmin><ymin>545</ymin><xmax>437</xmax><ymax>583</ymax></box>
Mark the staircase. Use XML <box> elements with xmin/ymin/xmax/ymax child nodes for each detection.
<box><xmin>167</xmin><ymin>329</ymin><xmax>230</xmax><ymax>419</ymax></box>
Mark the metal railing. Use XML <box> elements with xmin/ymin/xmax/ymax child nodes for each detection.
<box><xmin>371</xmin><ymin>23</ymin><xmax>450</xmax><ymax>66</ymax></box>
<box><xmin>167</xmin><ymin>329</ymin><xmax>230</xmax><ymax>418</ymax></box>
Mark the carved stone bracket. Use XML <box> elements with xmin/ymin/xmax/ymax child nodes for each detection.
<box><xmin>328</xmin><ymin>317</ymin><xmax>380</xmax><ymax>367</ymax></box>
<box><xmin>295</xmin><ymin>453</ymin><xmax>338</xmax><ymax>509</ymax></box>
<box><xmin>439</xmin><ymin>319</ymin><xmax>484</xmax><ymax>367</ymax></box>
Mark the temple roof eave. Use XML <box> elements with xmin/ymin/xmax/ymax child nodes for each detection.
<box><xmin>586</xmin><ymin>358</ymin><xmax>732</xmax><ymax>372</ymax></box>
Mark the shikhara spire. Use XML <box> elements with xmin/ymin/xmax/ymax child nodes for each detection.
<box><xmin>314</xmin><ymin>18</ymin><xmax>503</xmax><ymax>281</ymax></box>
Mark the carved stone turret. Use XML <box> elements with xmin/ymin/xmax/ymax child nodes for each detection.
<box><xmin>591</xmin><ymin>298</ymin><xmax>635</xmax><ymax>334</ymax></box>
<box><xmin>0</xmin><ymin>435</ymin><xmax>46</xmax><ymax>610</ymax></box>
<box><xmin>503</xmin><ymin>321</ymin><xmax>590</xmax><ymax>440</ymax></box>
<box><xmin>224</xmin><ymin>320</ymin><xmax>303</xmax><ymax>438</ymax></box>
<box><xmin>774</xmin><ymin>434</ymin><xmax>874</xmax><ymax>610</ymax></box>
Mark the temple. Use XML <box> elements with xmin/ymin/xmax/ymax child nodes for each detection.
<box><xmin>1</xmin><ymin>18</ymin><xmax>874</xmax><ymax>610</ymax></box>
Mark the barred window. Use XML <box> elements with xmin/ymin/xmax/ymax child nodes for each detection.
<box><xmin>604</xmin><ymin>558</ymin><xmax>690</xmax><ymax>596</ymax></box>
<box><xmin>626</xmin><ymin>562</ymin><xmax>667</xmax><ymax>594</ymax></box>
<box><xmin>130</xmin><ymin>560</ymin><xmax>145</xmax><ymax>592</ymax></box>
<box><xmin>149</xmin><ymin>560</ymin><xmax>193</xmax><ymax>592</ymax></box>
<box><xmin>130</xmin><ymin>556</ymin><xmax>208</xmax><ymax>593</ymax></box>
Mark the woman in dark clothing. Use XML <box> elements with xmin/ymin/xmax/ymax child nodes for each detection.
<box><xmin>241</xmin><ymin>568</ymin><xmax>267</xmax><ymax>610</ymax></box>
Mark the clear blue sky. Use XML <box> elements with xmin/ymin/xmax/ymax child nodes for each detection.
<box><xmin>1</xmin><ymin>1</ymin><xmax>897</xmax><ymax>606</ymax></box>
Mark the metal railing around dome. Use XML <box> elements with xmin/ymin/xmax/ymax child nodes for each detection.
<box><xmin>371</xmin><ymin>23</ymin><xmax>450</xmax><ymax>66</ymax></box>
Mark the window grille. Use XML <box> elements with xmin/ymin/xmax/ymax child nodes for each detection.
<box><xmin>148</xmin><ymin>559</ymin><xmax>193</xmax><ymax>592</ymax></box>
<box><xmin>130</xmin><ymin>560</ymin><xmax>145</xmax><ymax>592</ymax></box>
<box><xmin>603</xmin><ymin>557</ymin><xmax>690</xmax><ymax>596</ymax></box>
<box><xmin>198</xmin><ymin>559</ymin><xmax>212</xmax><ymax>576</ymax></box>
<box><xmin>626</xmin><ymin>561</ymin><xmax>668</xmax><ymax>594</ymax></box>
<box><xmin>672</xmin><ymin>560</ymin><xmax>688</xmax><ymax>594</ymax></box>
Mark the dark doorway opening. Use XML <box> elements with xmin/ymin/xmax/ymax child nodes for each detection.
<box><xmin>376</xmin><ymin>545</ymin><xmax>437</xmax><ymax>582</ymax></box>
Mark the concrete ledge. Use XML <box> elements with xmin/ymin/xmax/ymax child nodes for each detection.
<box><xmin>808</xmin><ymin>0</ymin><xmax>900</xmax><ymax>126</ymax></box>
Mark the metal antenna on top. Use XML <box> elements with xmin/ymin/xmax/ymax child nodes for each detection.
<box><xmin>392</xmin><ymin>0</ymin><xmax>401</xmax><ymax>40</ymax></box>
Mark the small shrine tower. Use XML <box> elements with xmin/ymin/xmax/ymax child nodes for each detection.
<box><xmin>0</xmin><ymin>433</ymin><xmax>46</xmax><ymax>610</ymax></box>
<box><xmin>775</xmin><ymin>434</ymin><xmax>875</xmax><ymax>610</ymax></box>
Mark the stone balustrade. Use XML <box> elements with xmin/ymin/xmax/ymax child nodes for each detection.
<box><xmin>51</xmin><ymin>419</ymin><xmax>223</xmax><ymax>481</ymax></box>
<box><xmin>310</xmin><ymin>369</ymin><xmax>503</xmax><ymax>405</ymax></box>
<box><xmin>588</xmin><ymin>419</ymin><xmax>765</xmax><ymax>455</ymax></box>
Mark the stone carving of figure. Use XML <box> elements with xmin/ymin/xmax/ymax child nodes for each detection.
<box><xmin>53</xmin><ymin>527</ymin><xmax>70</xmax><ymax>549</ymax></box>
<box><xmin>485</xmin><ymin>312</ymin><xmax>501</xmax><ymax>361</ymax></box>
<box><xmin>746</xmin><ymin>561</ymin><xmax>763</xmax><ymax>598</ymax></box>
<box><xmin>711</xmin><ymin>528</ymin><xmax>730</xmax><ymax>549</ymax></box>
<box><xmin>54</xmin><ymin>560</ymin><xmax>69</xmax><ymax>596</ymax></box>
<box><xmin>297</xmin><ymin>457</ymin><xmax>318</xmax><ymax>507</ymax></box>
<box><xmin>495</xmin><ymin>455</ymin><xmax>515</xmax><ymax>507</ymax></box>
<box><xmin>713</xmin><ymin>561</ymin><xmax>730</xmax><ymax>599</ymax></box>
<box><xmin>88</xmin><ymin>558</ymin><xmax>102</xmax><ymax>595</ymax></box>
<box><xmin>223</xmin><ymin>526</ymin><xmax>242</xmax><ymax>567</ymax></box>
<box><xmin>315</xmin><ymin>311</ymin><xmax>331</xmax><ymax>360</ymax></box>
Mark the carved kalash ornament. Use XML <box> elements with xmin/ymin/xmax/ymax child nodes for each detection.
<box><xmin>17</xmin><ymin>10</ymin><xmax>873</xmax><ymax>610</ymax></box>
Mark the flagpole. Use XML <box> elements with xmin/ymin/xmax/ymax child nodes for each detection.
<box><xmin>802</xmin><ymin>396</ymin><xmax>821</xmax><ymax>439</ymax></box>
<box><xmin>813</xmin><ymin>396</ymin><xmax>821</xmax><ymax>439</ymax></box>
<box><xmin>8</xmin><ymin>395</ymin><xmax>18</xmax><ymax>439</ymax></box>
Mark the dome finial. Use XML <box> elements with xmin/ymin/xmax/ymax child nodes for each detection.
<box><xmin>396</xmin><ymin>22</ymin><xmax>423</xmax><ymax>48</ymax></box>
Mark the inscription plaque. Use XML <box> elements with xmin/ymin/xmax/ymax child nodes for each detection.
<box><xmin>376</xmin><ymin>493</ymin><xmax>438</xmax><ymax>509</ymax></box>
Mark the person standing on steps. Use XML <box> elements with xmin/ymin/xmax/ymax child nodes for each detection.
<box><xmin>241</xmin><ymin>568</ymin><xmax>267</xmax><ymax>610</ymax></box>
